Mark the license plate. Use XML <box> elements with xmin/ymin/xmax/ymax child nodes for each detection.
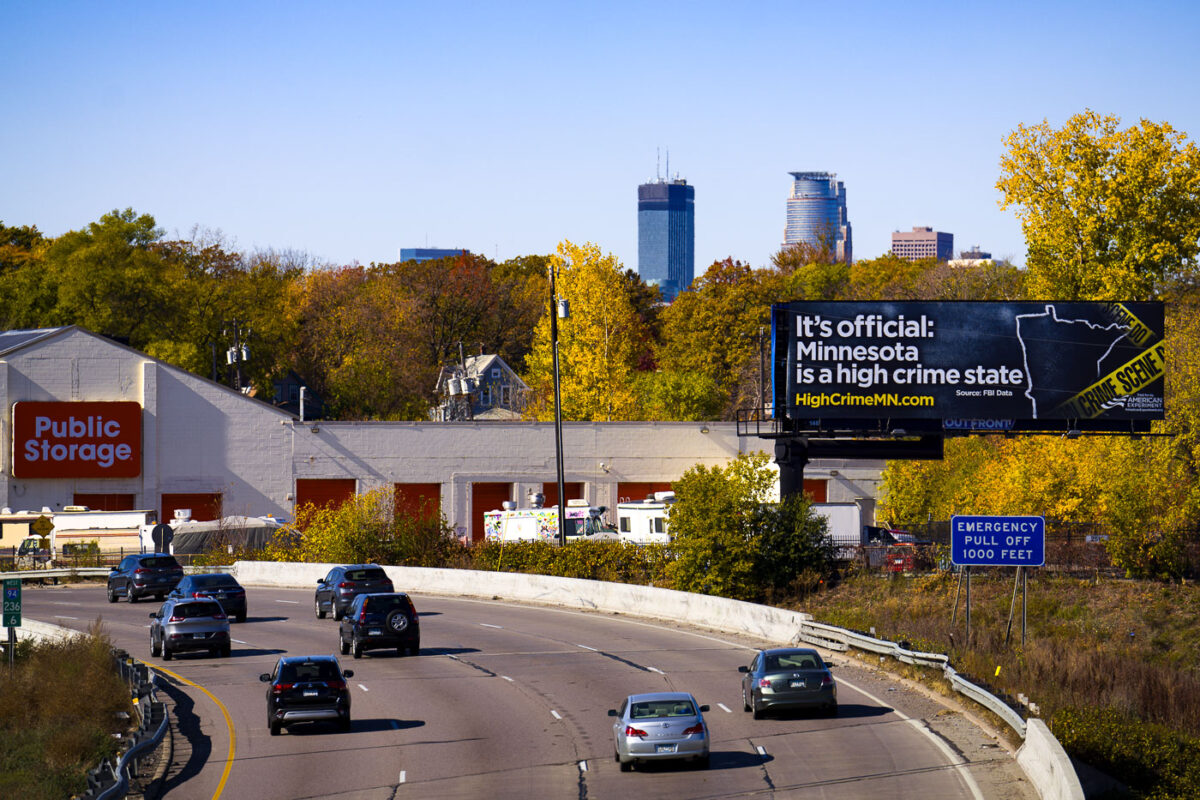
<box><xmin>655</xmin><ymin>744</ymin><xmax>677</xmax><ymax>754</ymax></box>
<box><xmin>303</xmin><ymin>690</ymin><xmax>318</xmax><ymax>697</ymax></box>
<box><xmin>789</xmin><ymin>679</ymin><xmax>806</xmax><ymax>688</ymax></box>
<box><xmin>192</xmin><ymin>633</ymin><xmax>206</xmax><ymax>639</ymax></box>
<box><xmin>368</xmin><ymin>628</ymin><xmax>382</xmax><ymax>636</ymax></box>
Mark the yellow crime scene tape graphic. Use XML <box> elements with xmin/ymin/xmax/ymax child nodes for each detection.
<box><xmin>1054</xmin><ymin>341</ymin><xmax>1166</xmax><ymax>419</ymax></box>
<box><xmin>1104</xmin><ymin>302</ymin><xmax>1159</xmax><ymax>348</ymax></box>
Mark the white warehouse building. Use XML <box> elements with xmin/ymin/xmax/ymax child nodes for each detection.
<box><xmin>0</xmin><ymin>327</ymin><xmax>885</xmax><ymax>545</ymax></box>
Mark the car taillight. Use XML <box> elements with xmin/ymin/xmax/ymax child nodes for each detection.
<box><xmin>327</xmin><ymin>680</ymin><xmax>346</xmax><ymax>690</ymax></box>
<box><xmin>338</xmin><ymin>581</ymin><xmax>355</xmax><ymax>589</ymax></box>
<box><xmin>134</xmin><ymin>568</ymin><xmax>149</xmax><ymax>575</ymax></box>
<box><xmin>168</xmin><ymin>615</ymin><xmax>184</xmax><ymax>622</ymax></box>
<box><xmin>822</xmin><ymin>674</ymin><xmax>833</xmax><ymax>686</ymax></box>
<box><xmin>212</xmin><ymin>611</ymin><xmax>227</xmax><ymax>620</ymax></box>
<box><xmin>192</xmin><ymin>592</ymin><xmax>206</xmax><ymax>598</ymax></box>
<box><xmin>358</xmin><ymin>607</ymin><xmax>367</xmax><ymax>622</ymax></box>
<box><xmin>758</xmin><ymin>678</ymin><xmax>772</xmax><ymax>688</ymax></box>
<box><xmin>408</xmin><ymin>599</ymin><xmax>418</xmax><ymax>618</ymax></box>
<box><xmin>682</xmin><ymin>722</ymin><xmax>705</xmax><ymax>735</ymax></box>
<box><xmin>272</xmin><ymin>683</ymin><xmax>293</xmax><ymax>694</ymax></box>
<box><xmin>623</xmin><ymin>725</ymin><xmax>647</xmax><ymax>737</ymax></box>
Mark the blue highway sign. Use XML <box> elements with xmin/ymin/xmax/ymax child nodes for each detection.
<box><xmin>951</xmin><ymin>515</ymin><xmax>1045</xmax><ymax>567</ymax></box>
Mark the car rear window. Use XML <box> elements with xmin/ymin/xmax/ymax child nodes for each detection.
<box><xmin>362</xmin><ymin>595</ymin><xmax>408</xmax><ymax>613</ymax></box>
<box><xmin>765</xmin><ymin>653</ymin><xmax>821</xmax><ymax>671</ymax></box>
<box><xmin>279</xmin><ymin>661</ymin><xmax>341</xmax><ymax>683</ymax></box>
<box><xmin>191</xmin><ymin>575</ymin><xmax>237</xmax><ymax>588</ymax></box>
<box><xmin>174</xmin><ymin>601</ymin><xmax>222</xmax><ymax>618</ymax></box>
<box><xmin>631</xmin><ymin>700</ymin><xmax>695</xmax><ymax>718</ymax></box>
<box><xmin>141</xmin><ymin>556</ymin><xmax>181</xmax><ymax>569</ymax></box>
<box><xmin>346</xmin><ymin>568</ymin><xmax>387</xmax><ymax>581</ymax></box>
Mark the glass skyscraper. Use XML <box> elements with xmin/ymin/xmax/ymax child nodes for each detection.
<box><xmin>783</xmin><ymin>172</ymin><xmax>852</xmax><ymax>263</ymax></box>
<box><xmin>637</xmin><ymin>179</ymin><xmax>695</xmax><ymax>302</ymax></box>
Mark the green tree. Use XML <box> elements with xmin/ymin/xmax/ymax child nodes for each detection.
<box><xmin>753</xmin><ymin>494</ymin><xmax>834</xmax><ymax>600</ymax></box>
<box><xmin>656</xmin><ymin>259</ymin><xmax>779</xmax><ymax>419</ymax></box>
<box><xmin>524</xmin><ymin>241</ymin><xmax>646</xmax><ymax>421</ymax></box>
<box><xmin>997</xmin><ymin>110</ymin><xmax>1200</xmax><ymax>300</ymax></box>
<box><xmin>41</xmin><ymin>209</ymin><xmax>178</xmax><ymax>346</ymax></box>
<box><xmin>666</xmin><ymin>452</ymin><xmax>778</xmax><ymax>601</ymax></box>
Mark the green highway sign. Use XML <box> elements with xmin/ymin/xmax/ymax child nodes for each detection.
<box><xmin>3</xmin><ymin>579</ymin><xmax>20</xmax><ymax>627</ymax></box>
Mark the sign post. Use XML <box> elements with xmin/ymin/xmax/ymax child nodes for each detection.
<box><xmin>4</xmin><ymin>578</ymin><xmax>20</xmax><ymax>674</ymax></box>
<box><xmin>951</xmin><ymin>515</ymin><xmax>1045</xmax><ymax>648</ymax></box>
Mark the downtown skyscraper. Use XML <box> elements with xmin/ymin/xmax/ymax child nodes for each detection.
<box><xmin>637</xmin><ymin>177</ymin><xmax>695</xmax><ymax>302</ymax></box>
<box><xmin>783</xmin><ymin>172</ymin><xmax>852</xmax><ymax>263</ymax></box>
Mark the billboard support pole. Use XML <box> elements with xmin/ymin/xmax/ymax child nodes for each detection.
<box><xmin>774</xmin><ymin>438</ymin><xmax>809</xmax><ymax>500</ymax></box>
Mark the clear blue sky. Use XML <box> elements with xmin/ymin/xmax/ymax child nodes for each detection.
<box><xmin>3</xmin><ymin>1</ymin><xmax>1198</xmax><ymax>274</ymax></box>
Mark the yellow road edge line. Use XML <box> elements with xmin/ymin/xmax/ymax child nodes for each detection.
<box><xmin>150</xmin><ymin>663</ymin><xmax>236</xmax><ymax>800</ymax></box>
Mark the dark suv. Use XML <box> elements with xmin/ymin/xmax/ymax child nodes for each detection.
<box><xmin>170</xmin><ymin>573</ymin><xmax>248</xmax><ymax>622</ymax></box>
<box><xmin>338</xmin><ymin>592</ymin><xmax>420</xmax><ymax>658</ymax></box>
<box><xmin>107</xmin><ymin>553</ymin><xmax>185</xmax><ymax>603</ymax></box>
<box><xmin>260</xmin><ymin>655</ymin><xmax>354</xmax><ymax>735</ymax></box>
<box><xmin>315</xmin><ymin>565</ymin><xmax>393</xmax><ymax>621</ymax></box>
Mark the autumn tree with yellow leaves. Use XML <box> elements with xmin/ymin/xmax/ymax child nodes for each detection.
<box><xmin>523</xmin><ymin>241</ymin><xmax>648</xmax><ymax>421</ymax></box>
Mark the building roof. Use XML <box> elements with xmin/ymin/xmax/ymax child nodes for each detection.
<box><xmin>0</xmin><ymin>327</ymin><xmax>71</xmax><ymax>357</ymax></box>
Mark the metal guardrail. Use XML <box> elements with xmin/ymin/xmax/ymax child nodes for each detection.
<box><xmin>82</xmin><ymin>652</ymin><xmax>169</xmax><ymax>799</ymax></box>
<box><xmin>0</xmin><ymin>567</ymin><xmax>111</xmax><ymax>581</ymax></box>
<box><xmin>799</xmin><ymin>619</ymin><xmax>1027</xmax><ymax>738</ymax></box>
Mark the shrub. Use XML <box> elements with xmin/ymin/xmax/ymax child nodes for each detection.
<box><xmin>0</xmin><ymin>626</ymin><xmax>133</xmax><ymax>800</ymax></box>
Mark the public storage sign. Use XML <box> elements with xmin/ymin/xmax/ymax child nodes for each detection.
<box><xmin>951</xmin><ymin>515</ymin><xmax>1045</xmax><ymax>567</ymax></box>
<box><xmin>11</xmin><ymin>401</ymin><xmax>142</xmax><ymax>478</ymax></box>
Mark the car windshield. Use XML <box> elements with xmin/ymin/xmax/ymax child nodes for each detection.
<box><xmin>190</xmin><ymin>575</ymin><xmax>237</xmax><ymax>588</ymax></box>
<box><xmin>630</xmin><ymin>700</ymin><xmax>695</xmax><ymax>718</ymax></box>
<box><xmin>362</xmin><ymin>596</ymin><xmax>408</xmax><ymax>613</ymax></box>
<box><xmin>345</xmin><ymin>568</ymin><xmax>387</xmax><ymax>581</ymax></box>
<box><xmin>278</xmin><ymin>661</ymin><xmax>341</xmax><ymax>683</ymax></box>
<box><xmin>141</xmin><ymin>557</ymin><xmax>180</xmax><ymax>569</ymax></box>
<box><xmin>173</xmin><ymin>602</ymin><xmax>222</xmax><ymax>618</ymax></box>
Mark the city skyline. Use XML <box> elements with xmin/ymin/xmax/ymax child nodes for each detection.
<box><xmin>637</xmin><ymin>177</ymin><xmax>695</xmax><ymax>301</ymax></box>
<box><xmin>3</xmin><ymin>2</ymin><xmax>1198</xmax><ymax>276</ymax></box>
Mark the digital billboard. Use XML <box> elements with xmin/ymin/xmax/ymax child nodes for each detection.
<box><xmin>772</xmin><ymin>301</ymin><xmax>1164</xmax><ymax>424</ymax></box>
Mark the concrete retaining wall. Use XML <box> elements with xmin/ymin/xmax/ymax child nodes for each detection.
<box><xmin>1018</xmin><ymin>719</ymin><xmax>1086</xmax><ymax>800</ymax></box>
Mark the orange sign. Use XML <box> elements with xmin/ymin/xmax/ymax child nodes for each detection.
<box><xmin>12</xmin><ymin>401</ymin><xmax>142</xmax><ymax>478</ymax></box>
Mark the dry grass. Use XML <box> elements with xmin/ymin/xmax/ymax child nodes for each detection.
<box><xmin>800</xmin><ymin>571</ymin><xmax>1200</xmax><ymax>737</ymax></box>
<box><xmin>0</xmin><ymin>624</ymin><xmax>134</xmax><ymax>800</ymax></box>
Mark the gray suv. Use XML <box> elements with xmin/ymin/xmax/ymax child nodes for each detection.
<box><xmin>149</xmin><ymin>596</ymin><xmax>232</xmax><ymax>660</ymax></box>
<box><xmin>315</xmin><ymin>564</ymin><xmax>393</xmax><ymax>621</ymax></box>
<box><xmin>108</xmin><ymin>553</ymin><xmax>184</xmax><ymax>603</ymax></box>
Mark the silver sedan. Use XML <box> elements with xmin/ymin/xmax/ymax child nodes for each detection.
<box><xmin>608</xmin><ymin>691</ymin><xmax>710</xmax><ymax>771</ymax></box>
<box><xmin>739</xmin><ymin>647</ymin><xmax>837</xmax><ymax>718</ymax></box>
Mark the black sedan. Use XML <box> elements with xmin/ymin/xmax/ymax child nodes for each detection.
<box><xmin>169</xmin><ymin>573</ymin><xmax>248</xmax><ymax>622</ymax></box>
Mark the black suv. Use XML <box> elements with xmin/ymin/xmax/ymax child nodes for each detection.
<box><xmin>260</xmin><ymin>655</ymin><xmax>354</xmax><ymax>735</ymax></box>
<box><xmin>338</xmin><ymin>592</ymin><xmax>420</xmax><ymax>658</ymax></box>
<box><xmin>107</xmin><ymin>553</ymin><xmax>185</xmax><ymax>603</ymax></box>
<box><xmin>170</xmin><ymin>573</ymin><xmax>248</xmax><ymax>622</ymax></box>
<box><xmin>315</xmin><ymin>564</ymin><xmax>393</xmax><ymax>621</ymax></box>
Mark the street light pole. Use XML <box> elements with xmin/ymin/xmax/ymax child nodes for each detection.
<box><xmin>549</xmin><ymin>263</ymin><xmax>567</xmax><ymax>546</ymax></box>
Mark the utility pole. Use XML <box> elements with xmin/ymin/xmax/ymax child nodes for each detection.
<box><xmin>549</xmin><ymin>263</ymin><xmax>567</xmax><ymax>546</ymax></box>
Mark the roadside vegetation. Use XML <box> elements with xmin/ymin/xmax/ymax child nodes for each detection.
<box><xmin>0</xmin><ymin>626</ymin><xmax>133</xmax><ymax>800</ymax></box>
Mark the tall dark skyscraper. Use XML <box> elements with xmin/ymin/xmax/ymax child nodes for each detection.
<box><xmin>783</xmin><ymin>171</ymin><xmax>852</xmax><ymax>263</ymax></box>
<box><xmin>637</xmin><ymin>178</ymin><xmax>695</xmax><ymax>302</ymax></box>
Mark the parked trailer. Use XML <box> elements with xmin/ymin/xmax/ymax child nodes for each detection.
<box><xmin>615</xmin><ymin>492</ymin><xmax>674</xmax><ymax>544</ymax></box>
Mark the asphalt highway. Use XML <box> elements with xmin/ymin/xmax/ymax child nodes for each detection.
<box><xmin>23</xmin><ymin>582</ymin><xmax>1038</xmax><ymax>799</ymax></box>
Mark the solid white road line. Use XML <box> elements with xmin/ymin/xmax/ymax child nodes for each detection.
<box><xmin>501</xmin><ymin>675</ymin><xmax>514</xmax><ymax>682</ymax></box>
<box><xmin>231</xmin><ymin>639</ymin><xmax>248</xmax><ymax>644</ymax></box>
<box><xmin>576</xmin><ymin>644</ymin><xmax>598</xmax><ymax>651</ymax></box>
<box><xmin>54</xmin><ymin>615</ymin><xmax>78</xmax><ymax>620</ymax></box>
<box><xmin>275</xmin><ymin>599</ymin><xmax>299</xmax><ymax>604</ymax></box>
<box><xmin>479</xmin><ymin>623</ymin><xmax>502</xmax><ymax>628</ymax></box>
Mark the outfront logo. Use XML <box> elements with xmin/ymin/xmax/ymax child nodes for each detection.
<box><xmin>12</xmin><ymin>401</ymin><xmax>142</xmax><ymax>478</ymax></box>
